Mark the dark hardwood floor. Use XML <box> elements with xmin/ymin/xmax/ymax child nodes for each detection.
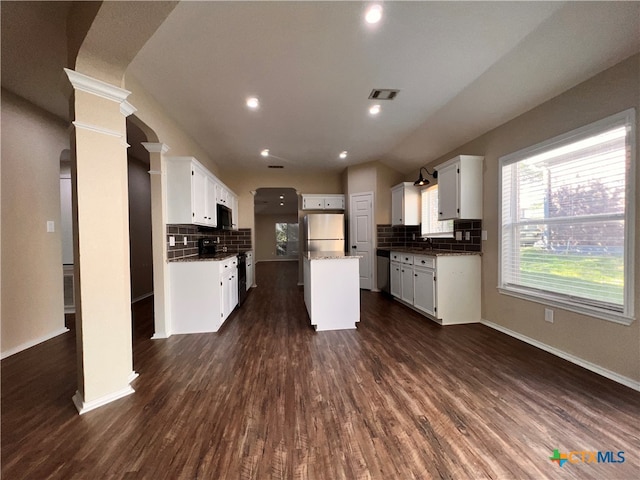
<box><xmin>2</xmin><ymin>261</ymin><xmax>639</xmax><ymax>479</ymax></box>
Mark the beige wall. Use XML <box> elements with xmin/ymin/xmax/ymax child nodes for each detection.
<box><xmin>220</xmin><ymin>168</ymin><xmax>343</xmax><ymax>229</ymax></box>
<box><xmin>1</xmin><ymin>89</ymin><xmax>68</xmax><ymax>355</ymax></box>
<box><xmin>124</xmin><ymin>75</ymin><xmax>220</xmax><ymax>176</ymax></box>
<box><xmin>343</xmin><ymin>160</ymin><xmax>404</xmax><ymax>225</ymax></box>
<box><xmin>255</xmin><ymin>213</ymin><xmax>299</xmax><ymax>262</ymax></box>
<box><xmin>416</xmin><ymin>54</ymin><xmax>640</xmax><ymax>382</ymax></box>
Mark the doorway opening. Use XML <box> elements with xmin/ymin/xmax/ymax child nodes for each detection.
<box><xmin>254</xmin><ymin>187</ymin><xmax>299</xmax><ymax>284</ymax></box>
<box><xmin>126</xmin><ymin>118</ymin><xmax>155</xmax><ymax>348</ymax></box>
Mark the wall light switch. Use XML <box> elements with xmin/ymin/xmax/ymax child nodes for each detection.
<box><xmin>544</xmin><ymin>308</ymin><xmax>554</xmax><ymax>323</ymax></box>
<box><xmin>183</xmin><ymin>236</ymin><xmax>188</xmax><ymax>246</ymax></box>
<box><xmin>46</xmin><ymin>220</ymin><xmax>55</xmax><ymax>233</ymax></box>
<box><xmin>455</xmin><ymin>231</ymin><xmax>462</xmax><ymax>241</ymax></box>
<box><xmin>465</xmin><ymin>231</ymin><xmax>471</xmax><ymax>241</ymax></box>
<box><xmin>482</xmin><ymin>230</ymin><xmax>488</xmax><ymax>241</ymax></box>
<box><xmin>169</xmin><ymin>236</ymin><xmax>175</xmax><ymax>247</ymax></box>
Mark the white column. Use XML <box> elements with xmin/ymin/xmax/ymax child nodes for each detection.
<box><xmin>142</xmin><ymin>142</ymin><xmax>172</xmax><ymax>339</ymax></box>
<box><xmin>65</xmin><ymin>68</ymin><xmax>138</xmax><ymax>414</ymax></box>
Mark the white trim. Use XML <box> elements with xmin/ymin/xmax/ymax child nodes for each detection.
<box><xmin>142</xmin><ymin>142</ymin><xmax>170</xmax><ymax>154</ymax></box>
<box><xmin>1</xmin><ymin>327</ymin><xmax>70</xmax><ymax>359</ymax></box>
<box><xmin>481</xmin><ymin>318</ymin><xmax>640</xmax><ymax>392</ymax></box>
<box><xmin>120</xmin><ymin>100</ymin><xmax>137</xmax><ymax>117</ymax></box>
<box><xmin>72</xmin><ymin>385</ymin><xmax>135</xmax><ymax>415</ymax></box>
<box><xmin>151</xmin><ymin>332</ymin><xmax>170</xmax><ymax>339</ymax></box>
<box><xmin>64</xmin><ymin>68</ymin><xmax>131</xmax><ymax>103</ymax></box>
<box><xmin>148</xmin><ymin>170</ymin><xmax>162</xmax><ymax>175</ymax></box>
<box><xmin>128</xmin><ymin>371</ymin><xmax>139</xmax><ymax>383</ymax></box>
<box><xmin>72</xmin><ymin>121</ymin><xmax>124</xmax><ymax>138</ymax></box>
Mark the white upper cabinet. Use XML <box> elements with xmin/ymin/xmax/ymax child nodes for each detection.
<box><xmin>391</xmin><ymin>182</ymin><xmax>420</xmax><ymax>226</ymax></box>
<box><xmin>301</xmin><ymin>194</ymin><xmax>345</xmax><ymax>210</ymax></box>
<box><xmin>434</xmin><ymin>155</ymin><xmax>483</xmax><ymax>220</ymax></box>
<box><xmin>166</xmin><ymin>156</ymin><xmax>236</xmax><ymax>228</ymax></box>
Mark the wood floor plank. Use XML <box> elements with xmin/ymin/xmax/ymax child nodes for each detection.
<box><xmin>2</xmin><ymin>261</ymin><xmax>640</xmax><ymax>479</ymax></box>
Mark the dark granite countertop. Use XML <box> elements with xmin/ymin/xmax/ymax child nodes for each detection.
<box><xmin>377</xmin><ymin>247</ymin><xmax>481</xmax><ymax>256</ymax></box>
<box><xmin>168</xmin><ymin>249</ymin><xmax>252</xmax><ymax>263</ymax></box>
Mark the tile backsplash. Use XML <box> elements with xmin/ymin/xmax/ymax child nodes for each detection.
<box><xmin>166</xmin><ymin>225</ymin><xmax>252</xmax><ymax>260</ymax></box>
<box><xmin>377</xmin><ymin>220</ymin><xmax>482</xmax><ymax>252</ymax></box>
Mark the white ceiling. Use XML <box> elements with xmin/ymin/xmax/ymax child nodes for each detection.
<box><xmin>2</xmin><ymin>2</ymin><xmax>639</xmax><ymax>176</ymax></box>
<box><xmin>127</xmin><ymin>1</ymin><xmax>639</xmax><ymax>174</ymax></box>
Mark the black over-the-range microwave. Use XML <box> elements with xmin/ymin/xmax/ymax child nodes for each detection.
<box><xmin>216</xmin><ymin>204</ymin><xmax>233</xmax><ymax>230</ymax></box>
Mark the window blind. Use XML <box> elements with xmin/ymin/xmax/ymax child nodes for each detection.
<box><xmin>499</xmin><ymin>109</ymin><xmax>635</xmax><ymax>320</ymax></box>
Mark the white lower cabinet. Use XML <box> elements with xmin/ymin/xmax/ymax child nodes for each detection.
<box><xmin>400</xmin><ymin>264</ymin><xmax>414</xmax><ymax>304</ymax></box>
<box><xmin>169</xmin><ymin>257</ymin><xmax>238</xmax><ymax>334</ymax></box>
<box><xmin>390</xmin><ymin>251</ymin><xmax>480</xmax><ymax>325</ymax></box>
<box><xmin>413</xmin><ymin>267</ymin><xmax>436</xmax><ymax>317</ymax></box>
<box><xmin>390</xmin><ymin>261</ymin><xmax>402</xmax><ymax>298</ymax></box>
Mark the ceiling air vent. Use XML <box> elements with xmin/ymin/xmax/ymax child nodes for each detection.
<box><xmin>368</xmin><ymin>89</ymin><xmax>399</xmax><ymax>100</ymax></box>
<box><xmin>268</xmin><ymin>165</ymin><xmax>284</xmax><ymax>169</ymax></box>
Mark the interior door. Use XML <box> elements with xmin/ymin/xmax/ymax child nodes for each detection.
<box><xmin>349</xmin><ymin>192</ymin><xmax>374</xmax><ymax>290</ymax></box>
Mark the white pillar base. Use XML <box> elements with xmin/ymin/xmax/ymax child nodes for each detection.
<box><xmin>72</xmin><ymin>377</ymin><xmax>136</xmax><ymax>415</ymax></box>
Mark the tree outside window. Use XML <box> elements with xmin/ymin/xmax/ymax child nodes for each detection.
<box><xmin>275</xmin><ymin>223</ymin><xmax>299</xmax><ymax>256</ymax></box>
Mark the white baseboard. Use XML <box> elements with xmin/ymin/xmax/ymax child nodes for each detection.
<box><xmin>1</xmin><ymin>327</ymin><xmax>70</xmax><ymax>359</ymax></box>
<box><xmin>72</xmin><ymin>383</ymin><xmax>135</xmax><ymax>415</ymax></box>
<box><xmin>151</xmin><ymin>331</ymin><xmax>170</xmax><ymax>339</ymax></box>
<box><xmin>481</xmin><ymin>319</ymin><xmax>640</xmax><ymax>392</ymax></box>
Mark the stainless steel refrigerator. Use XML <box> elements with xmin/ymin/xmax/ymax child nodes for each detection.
<box><xmin>303</xmin><ymin>213</ymin><xmax>345</xmax><ymax>253</ymax></box>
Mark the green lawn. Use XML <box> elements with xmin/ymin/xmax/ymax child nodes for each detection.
<box><xmin>517</xmin><ymin>248</ymin><xmax>624</xmax><ymax>305</ymax></box>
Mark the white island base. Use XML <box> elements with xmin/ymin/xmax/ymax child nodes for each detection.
<box><xmin>302</xmin><ymin>253</ymin><xmax>360</xmax><ymax>331</ymax></box>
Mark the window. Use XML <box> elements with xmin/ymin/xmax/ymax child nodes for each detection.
<box><xmin>421</xmin><ymin>185</ymin><xmax>454</xmax><ymax>238</ymax></box>
<box><xmin>499</xmin><ymin>109</ymin><xmax>635</xmax><ymax>324</ymax></box>
<box><xmin>275</xmin><ymin>222</ymin><xmax>299</xmax><ymax>256</ymax></box>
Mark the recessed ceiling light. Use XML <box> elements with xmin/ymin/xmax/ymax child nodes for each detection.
<box><xmin>339</xmin><ymin>151</ymin><xmax>348</xmax><ymax>159</ymax></box>
<box><xmin>261</xmin><ymin>149</ymin><xmax>270</xmax><ymax>157</ymax></box>
<box><xmin>280</xmin><ymin>202</ymin><xmax>284</xmax><ymax>206</ymax></box>
<box><xmin>246</xmin><ymin>97</ymin><xmax>260</xmax><ymax>109</ymax></box>
<box><xmin>279</xmin><ymin>195</ymin><xmax>284</xmax><ymax>199</ymax></box>
<box><xmin>369</xmin><ymin>104</ymin><xmax>381</xmax><ymax>115</ymax></box>
<box><xmin>365</xmin><ymin>5</ymin><xmax>383</xmax><ymax>24</ymax></box>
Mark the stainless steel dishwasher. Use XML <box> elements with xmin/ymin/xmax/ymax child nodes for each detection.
<box><xmin>376</xmin><ymin>249</ymin><xmax>391</xmax><ymax>296</ymax></box>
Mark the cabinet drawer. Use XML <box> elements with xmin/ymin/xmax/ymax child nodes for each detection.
<box><xmin>413</xmin><ymin>255</ymin><xmax>435</xmax><ymax>269</ymax></box>
<box><xmin>401</xmin><ymin>254</ymin><xmax>413</xmax><ymax>265</ymax></box>
<box><xmin>390</xmin><ymin>252</ymin><xmax>402</xmax><ymax>262</ymax></box>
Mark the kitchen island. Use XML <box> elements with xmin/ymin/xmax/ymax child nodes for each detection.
<box><xmin>302</xmin><ymin>251</ymin><xmax>360</xmax><ymax>331</ymax></box>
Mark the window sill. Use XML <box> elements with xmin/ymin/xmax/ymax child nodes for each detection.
<box><xmin>497</xmin><ymin>287</ymin><xmax>635</xmax><ymax>326</ymax></box>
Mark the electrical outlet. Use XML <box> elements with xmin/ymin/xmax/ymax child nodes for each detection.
<box><xmin>455</xmin><ymin>231</ymin><xmax>462</xmax><ymax>241</ymax></box>
<box><xmin>183</xmin><ymin>236</ymin><xmax>188</xmax><ymax>246</ymax></box>
<box><xmin>482</xmin><ymin>230</ymin><xmax>488</xmax><ymax>241</ymax></box>
<box><xmin>46</xmin><ymin>220</ymin><xmax>55</xmax><ymax>233</ymax></box>
<box><xmin>544</xmin><ymin>308</ymin><xmax>554</xmax><ymax>323</ymax></box>
<box><xmin>465</xmin><ymin>231</ymin><xmax>471</xmax><ymax>241</ymax></box>
<box><xmin>412</xmin><ymin>233</ymin><xmax>416</xmax><ymax>240</ymax></box>
<box><xmin>169</xmin><ymin>236</ymin><xmax>175</xmax><ymax>247</ymax></box>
